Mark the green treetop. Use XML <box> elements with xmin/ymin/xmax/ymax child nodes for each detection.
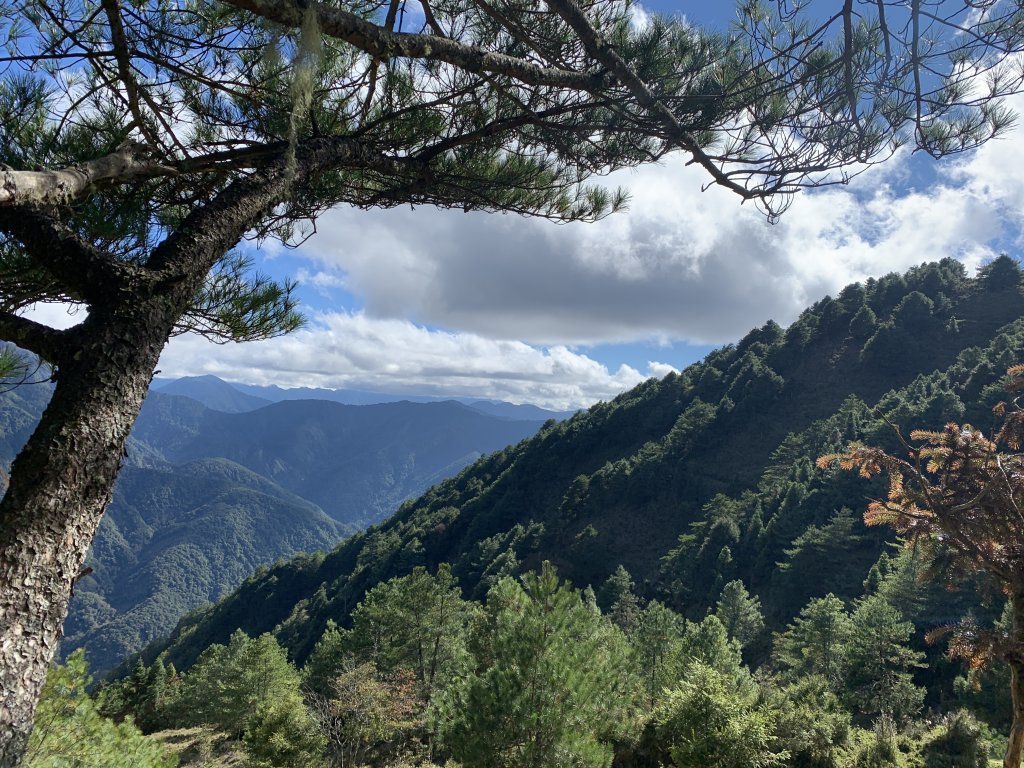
<box><xmin>773</xmin><ymin>594</ymin><xmax>854</xmax><ymax>689</ymax></box>
<box><xmin>439</xmin><ymin>561</ymin><xmax>638</xmax><ymax>768</ymax></box>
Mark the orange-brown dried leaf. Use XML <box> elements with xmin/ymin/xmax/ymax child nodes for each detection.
<box><xmin>865</xmin><ymin>502</ymin><xmax>902</xmax><ymax>528</ymax></box>
<box><xmin>925</xmin><ymin>624</ymin><xmax>954</xmax><ymax>646</ymax></box>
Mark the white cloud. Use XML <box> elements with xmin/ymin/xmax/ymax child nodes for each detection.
<box><xmin>647</xmin><ymin>361</ymin><xmax>679</xmax><ymax>379</ymax></box>
<box><xmin>38</xmin><ymin>97</ymin><xmax>1024</xmax><ymax>410</ymax></box>
<box><xmin>293</xmin><ymin>134</ymin><xmax>1016</xmax><ymax>348</ymax></box>
<box><xmin>189</xmin><ymin>116</ymin><xmax>1024</xmax><ymax>407</ymax></box>
<box><xmin>21</xmin><ymin>302</ymin><xmax>86</xmax><ymax>330</ymax></box>
<box><xmin>628</xmin><ymin>2</ymin><xmax>654</xmax><ymax>32</ymax></box>
<box><xmin>158</xmin><ymin>312</ymin><xmax>669</xmax><ymax>410</ymax></box>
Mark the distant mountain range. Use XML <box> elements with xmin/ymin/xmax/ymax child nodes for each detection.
<box><xmin>135</xmin><ymin>257</ymin><xmax>1024</xmax><ymax>677</ymax></box>
<box><xmin>131</xmin><ymin>392</ymin><xmax>550</xmax><ymax>526</ymax></box>
<box><xmin>0</xmin><ymin>380</ymin><xmax>556</xmax><ymax>671</ymax></box>
<box><xmin>152</xmin><ymin>374</ymin><xmax>577</xmax><ymax>421</ymax></box>
<box><xmin>155</xmin><ymin>375</ymin><xmax>273</xmax><ymax>413</ymax></box>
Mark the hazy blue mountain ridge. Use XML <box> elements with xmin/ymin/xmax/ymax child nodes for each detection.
<box><xmin>135</xmin><ymin>397</ymin><xmax>546</xmax><ymax>527</ymax></box>
<box><xmin>156</xmin><ymin>375</ymin><xmax>577</xmax><ymax>419</ymax></box>
<box><xmin>152</xmin><ymin>375</ymin><xmax>273</xmax><ymax>413</ymax></box>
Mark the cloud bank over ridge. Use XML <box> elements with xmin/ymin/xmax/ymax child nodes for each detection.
<box><xmin>158</xmin><ymin>102</ymin><xmax>1024</xmax><ymax>408</ymax></box>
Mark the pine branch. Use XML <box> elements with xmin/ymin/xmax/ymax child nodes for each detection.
<box><xmin>542</xmin><ymin>0</ymin><xmax>760</xmax><ymax>203</ymax></box>
<box><xmin>0</xmin><ymin>207</ymin><xmax>149</xmax><ymax>307</ymax></box>
<box><xmin>218</xmin><ymin>0</ymin><xmax>615</xmax><ymax>92</ymax></box>
<box><xmin>147</xmin><ymin>137</ymin><xmax>422</xmax><ymax>277</ymax></box>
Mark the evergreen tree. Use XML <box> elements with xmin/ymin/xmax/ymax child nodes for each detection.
<box><xmin>631</xmin><ymin>600</ymin><xmax>685</xmax><ymax>707</ymax></box>
<box><xmin>774</xmin><ymin>594</ymin><xmax>853</xmax><ymax>688</ymax></box>
<box><xmin>652</xmin><ymin>663</ymin><xmax>786</xmax><ymax>768</ymax></box>
<box><xmin>764</xmin><ymin>675</ymin><xmax>851</xmax><ymax>768</ymax></box>
<box><xmin>97</xmin><ymin>657</ymin><xmax>175</xmax><ymax>734</ymax></box>
<box><xmin>610</xmin><ymin>588</ymin><xmax>642</xmax><ymax>635</ymax></box>
<box><xmin>715</xmin><ymin>579</ymin><xmax>766</xmax><ymax>649</ymax></box>
<box><xmin>849</xmin><ymin>305</ymin><xmax>878</xmax><ymax>339</ymax></box>
<box><xmin>171</xmin><ymin>630</ymin><xmax>322</xmax><ymax>763</ymax></box>
<box><xmin>3</xmin><ymin>0</ymin><xmax>1020</xmax><ymax>737</ymax></box>
<box><xmin>680</xmin><ymin>614</ymin><xmax>748</xmax><ymax>688</ymax></box>
<box><xmin>773</xmin><ymin>509</ymin><xmax>873</xmax><ymax>617</ymax></box>
<box><xmin>598</xmin><ymin>565</ymin><xmax>635</xmax><ymax>610</ymax></box>
<box><xmin>626</xmin><ymin>598</ymin><xmax>748</xmax><ymax>706</ymax></box>
<box><xmin>440</xmin><ymin>562</ymin><xmax>638</xmax><ymax>768</ymax></box>
<box><xmin>346</xmin><ymin>564</ymin><xmax>478</xmax><ymax>705</ymax></box>
<box><xmin>921</xmin><ymin>711</ymin><xmax>992</xmax><ymax>768</ymax></box>
<box><xmin>26</xmin><ymin>650</ymin><xmax>173</xmax><ymax>768</ymax></box>
<box><xmin>244</xmin><ymin>700</ymin><xmax>327</xmax><ymax>768</ymax></box>
<box><xmin>303</xmin><ymin>621</ymin><xmax>350</xmax><ymax>698</ymax></box>
<box><xmin>844</xmin><ymin>595</ymin><xmax>926</xmax><ymax>724</ymax></box>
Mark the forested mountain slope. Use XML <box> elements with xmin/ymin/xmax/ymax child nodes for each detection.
<box><xmin>64</xmin><ymin>459</ymin><xmax>347</xmax><ymax>671</ymax></box>
<box><xmin>0</xmin><ymin>387</ymin><xmax>547</xmax><ymax>671</ymax></box>
<box><xmin>145</xmin><ymin>257</ymin><xmax>1024</xmax><ymax>671</ymax></box>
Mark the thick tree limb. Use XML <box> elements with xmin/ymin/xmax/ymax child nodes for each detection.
<box><xmin>0</xmin><ymin>312</ymin><xmax>70</xmax><ymax>364</ymax></box>
<box><xmin>219</xmin><ymin>0</ymin><xmax>614</xmax><ymax>92</ymax></box>
<box><xmin>0</xmin><ymin>143</ymin><xmax>175</xmax><ymax>207</ymax></box>
<box><xmin>148</xmin><ymin>137</ymin><xmax>421</xmax><ymax>277</ymax></box>
<box><xmin>0</xmin><ymin>207</ymin><xmax>148</xmax><ymax>306</ymax></box>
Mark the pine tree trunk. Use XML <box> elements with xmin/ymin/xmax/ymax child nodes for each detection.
<box><xmin>1005</xmin><ymin>592</ymin><xmax>1024</xmax><ymax>768</ymax></box>
<box><xmin>0</xmin><ymin>158</ymin><xmax>289</xmax><ymax>767</ymax></box>
<box><xmin>0</xmin><ymin>304</ymin><xmax>175</xmax><ymax>767</ymax></box>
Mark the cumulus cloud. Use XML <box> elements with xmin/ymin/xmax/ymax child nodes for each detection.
<box><xmin>293</xmin><ymin>135</ymin><xmax>1013</xmax><ymax>349</ymax></box>
<box><xmin>82</xmin><ymin>91</ymin><xmax>1024</xmax><ymax>407</ymax></box>
<box><xmin>159</xmin><ymin>312</ymin><xmax>674</xmax><ymax>410</ymax></box>
<box><xmin>158</xmin><ymin>114</ymin><xmax>1024</xmax><ymax>407</ymax></box>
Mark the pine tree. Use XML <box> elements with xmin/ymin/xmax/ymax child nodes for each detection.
<box><xmin>680</xmin><ymin>614</ymin><xmax>747</xmax><ymax>687</ymax></box>
<box><xmin>346</xmin><ymin>564</ymin><xmax>478</xmax><ymax>705</ymax></box>
<box><xmin>773</xmin><ymin>594</ymin><xmax>853</xmax><ymax>689</ymax></box>
<box><xmin>631</xmin><ymin>601</ymin><xmax>685</xmax><ymax>707</ymax></box>
<box><xmin>820</xmin><ymin>368</ymin><xmax>1024</xmax><ymax>765</ymax></box>
<box><xmin>26</xmin><ymin>651</ymin><xmax>173</xmax><ymax>768</ymax></box>
<box><xmin>715</xmin><ymin>579</ymin><xmax>766</xmax><ymax>649</ymax></box>
<box><xmin>303</xmin><ymin>621</ymin><xmax>350</xmax><ymax>698</ymax></box>
<box><xmin>597</xmin><ymin>565</ymin><xmax>635</xmax><ymax>613</ymax></box>
<box><xmin>764</xmin><ymin>675</ymin><xmax>851</xmax><ymax>768</ymax></box>
<box><xmin>652</xmin><ymin>663</ymin><xmax>786</xmax><ymax>768</ymax></box>
<box><xmin>844</xmin><ymin>595</ymin><xmax>926</xmax><ymax>724</ymax></box>
<box><xmin>440</xmin><ymin>562</ymin><xmax>638</xmax><ymax>768</ymax></box>
<box><xmin>171</xmin><ymin>630</ymin><xmax>323</xmax><ymax>763</ymax></box>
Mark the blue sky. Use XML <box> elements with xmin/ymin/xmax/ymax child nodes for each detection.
<box><xmin>110</xmin><ymin>1</ymin><xmax>1024</xmax><ymax>410</ymax></box>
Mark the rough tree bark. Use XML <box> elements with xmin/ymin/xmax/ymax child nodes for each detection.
<box><xmin>0</xmin><ymin>156</ymin><xmax>304</xmax><ymax>765</ymax></box>
<box><xmin>0</xmin><ymin>299</ymin><xmax>178</xmax><ymax>765</ymax></box>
